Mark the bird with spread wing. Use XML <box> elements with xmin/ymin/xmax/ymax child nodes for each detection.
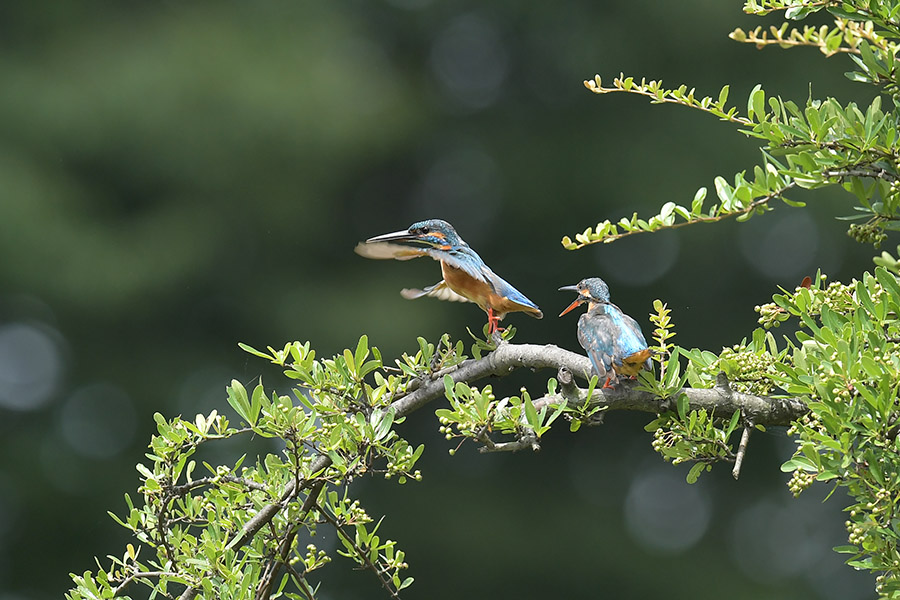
<box><xmin>355</xmin><ymin>219</ymin><xmax>542</xmax><ymax>333</ymax></box>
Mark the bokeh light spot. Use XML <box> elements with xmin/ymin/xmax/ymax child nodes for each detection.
<box><xmin>430</xmin><ymin>14</ymin><xmax>508</xmax><ymax>109</ymax></box>
<box><xmin>0</xmin><ymin>322</ymin><xmax>63</xmax><ymax>411</ymax></box>
<box><xmin>0</xmin><ymin>472</ymin><xmax>21</xmax><ymax>541</ymax></box>
<box><xmin>624</xmin><ymin>467</ymin><xmax>710</xmax><ymax>552</ymax></box>
<box><xmin>176</xmin><ymin>365</ymin><xmax>234</xmax><ymax>416</ymax></box>
<box><xmin>739</xmin><ymin>210</ymin><xmax>819</xmax><ymax>281</ymax></box>
<box><xmin>730</xmin><ymin>494</ymin><xmax>834</xmax><ymax>582</ymax></box>
<box><xmin>412</xmin><ymin>142</ymin><xmax>501</xmax><ymax>241</ymax></box>
<box><xmin>58</xmin><ymin>383</ymin><xmax>137</xmax><ymax>459</ymax></box>
<box><xmin>384</xmin><ymin>0</ymin><xmax>435</xmax><ymax>9</ymax></box>
<box><xmin>594</xmin><ymin>230</ymin><xmax>680</xmax><ymax>286</ymax></box>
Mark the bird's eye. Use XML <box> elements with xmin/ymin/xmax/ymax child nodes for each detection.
<box><xmin>421</xmin><ymin>226</ymin><xmax>431</xmax><ymax>234</ymax></box>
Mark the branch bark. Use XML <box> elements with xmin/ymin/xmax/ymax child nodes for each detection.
<box><xmin>523</xmin><ymin>362</ymin><xmax>807</xmax><ymax>428</ymax></box>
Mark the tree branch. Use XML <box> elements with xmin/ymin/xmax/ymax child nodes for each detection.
<box><xmin>823</xmin><ymin>166</ymin><xmax>900</xmax><ymax>183</ymax></box>
<box><xmin>112</xmin><ymin>571</ymin><xmax>179</xmax><ymax>597</ymax></box>
<box><xmin>226</xmin><ymin>340</ymin><xmax>808</xmax><ymax>570</ymax></box>
<box><xmin>523</xmin><ymin>363</ymin><xmax>807</xmax><ymax>428</ymax></box>
<box><xmin>732</xmin><ymin>425</ymin><xmax>753</xmax><ymax>480</ymax></box>
<box><xmin>171</xmin><ymin>475</ymin><xmax>268</xmax><ymax>497</ymax></box>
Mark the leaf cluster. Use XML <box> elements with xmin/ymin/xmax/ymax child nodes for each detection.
<box><xmin>758</xmin><ymin>267</ymin><xmax>900</xmax><ymax>595</ymax></box>
<box><xmin>565</xmin><ymin>1</ymin><xmax>900</xmax><ymax>253</ymax></box>
<box><xmin>437</xmin><ymin>377</ymin><xmax>567</xmax><ymax>453</ymax></box>
<box><xmin>67</xmin><ymin>334</ymin><xmax>469</xmax><ymax>600</ymax></box>
<box><xmin>647</xmin><ymin>397</ymin><xmax>744</xmax><ymax>484</ymax></box>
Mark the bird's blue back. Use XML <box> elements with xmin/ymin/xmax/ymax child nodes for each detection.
<box><xmin>577</xmin><ymin>302</ymin><xmax>650</xmax><ymax>376</ymax></box>
<box><xmin>426</xmin><ymin>239</ymin><xmax>540</xmax><ymax>313</ymax></box>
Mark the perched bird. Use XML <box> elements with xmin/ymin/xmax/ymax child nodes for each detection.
<box><xmin>558</xmin><ymin>277</ymin><xmax>652</xmax><ymax>387</ymax></box>
<box><xmin>355</xmin><ymin>218</ymin><xmax>542</xmax><ymax>333</ymax></box>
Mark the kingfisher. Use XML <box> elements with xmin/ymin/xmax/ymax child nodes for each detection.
<box><xmin>355</xmin><ymin>219</ymin><xmax>543</xmax><ymax>333</ymax></box>
<box><xmin>558</xmin><ymin>277</ymin><xmax>652</xmax><ymax>387</ymax></box>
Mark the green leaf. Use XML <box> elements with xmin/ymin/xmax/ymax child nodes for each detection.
<box><xmin>676</xmin><ymin>393</ymin><xmax>689</xmax><ymax>420</ymax></box>
<box><xmin>238</xmin><ymin>342</ymin><xmax>273</xmax><ymax>360</ymax></box>
<box><xmin>249</xmin><ymin>383</ymin><xmax>264</xmax><ymax>426</ymax></box>
<box><xmin>692</xmin><ymin>187</ymin><xmax>707</xmax><ymax>215</ymax></box>
<box><xmin>354</xmin><ymin>335</ymin><xmax>370</xmax><ymax>371</ymax></box>
<box><xmin>875</xmin><ymin>267</ymin><xmax>900</xmax><ymax>301</ymax></box>
<box><xmin>523</xmin><ymin>394</ymin><xmax>539</xmax><ymax>430</ymax></box>
<box><xmin>686</xmin><ymin>462</ymin><xmax>705</xmax><ymax>484</ymax></box>
<box><xmin>717</xmin><ymin>84</ymin><xmax>729</xmax><ymax>107</ymax></box>
<box><xmin>226</xmin><ymin>380</ymin><xmax>252</xmax><ymax>423</ymax></box>
<box><xmin>748</xmin><ymin>84</ymin><xmax>765</xmax><ymax>122</ymax></box>
<box><xmin>724</xmin><ymin>410</ymin><xmax>741</xmax><ymax>438</ymax></box>
<box><xmin>374</xmin><ymin>408</ymin><xmax>395</xmax><ymax>442</ymax></box>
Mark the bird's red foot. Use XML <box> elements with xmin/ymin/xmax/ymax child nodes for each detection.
<box><xmin>486</xmin><ymin>309</ymin><xmax>504</xmax><ymax>334</ymax></box>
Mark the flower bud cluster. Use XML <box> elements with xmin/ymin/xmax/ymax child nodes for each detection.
<box><xmin>651</xmin><ymin>427</ymin><xmax>689</xmax><ymax>464</ymax></box>
<box><xmin>848</xmin><ymin>222</ymin><xmax>887</xmax><ymax>248</ymax></box>
<box><xmin>342</xmin><ymin>499</ymin><xmax>372</xmax><ymax>524</ymax></box>
<box><xmin>303</xmin><ymin>543</ymin><xmax>331</xmax><ymax>570</ymax></box>
<box><xmin>787</xmin><ymin>469</ymin><xmax>815</xmax><ymax>497</ymax></box>
<box><xmin>757</xmin><ymin>276</ymin><xmax>859</xmax><ymax>329</ymax></box>
<box><xmin>845</xmin><ymin>518</ymin><xmax>868</xmax><ymax>546</ymax></box>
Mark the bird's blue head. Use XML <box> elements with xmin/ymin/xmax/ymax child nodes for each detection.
<box><xmin>406</xmin><ymin>219</ymin><xmax>464</xmax><ymax>249</ymax></box>
<box><xmin>558</xmin><ymin>277</ymin><xmax>611</xmax><ymax>316</ymax></box>
<box><xmin>362</xmin><ymin>218</ymin><xmax>465</xmax><ymax>251</ymax></box>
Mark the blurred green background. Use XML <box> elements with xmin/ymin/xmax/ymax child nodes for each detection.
<box><xmin>0</xmin><ymin>1</ymin><xmax>882</xmax><ymax>598</ymax></box>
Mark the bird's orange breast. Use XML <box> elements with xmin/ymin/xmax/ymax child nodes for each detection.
<box><xmin>441</xmin><ymin>262</ymin><xmax>492</xmax><ymax>309</ymax></box>
<box><xmin>441</xmin><ymin>262</ymin><xmax>538</xmax><ymax>318</ymax></box>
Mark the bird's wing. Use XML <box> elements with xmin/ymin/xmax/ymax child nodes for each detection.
<box><xmin>420</xmin><ymin>246</ymin><xmax>490</xmax><ymax>283</ymax></box>
<box><xmin>577</xmin><ymin>312</ymin><xmax>616</xmax><ymax>377</ymax></box>
<box><xmin>355</xmin><ymin>239</ymin><xmax>489</xmax><ymax>284</ymax></box>
<box><xmin>604</xmin><ymin>304</ymin><xmax>650</xmax><ymax>360</ymax></box>
<box><xmin>485</xmin><ymin>271</ymin><xmax>542</xmax><ymax>317</ymax></box>
<box><xmin>400</xmin><ymin>281</ymin><xmax>472</xmax><ymax>303</ymax></box>
<box><xmin>354</xmin><ymin>241</ymin><xmax>427</xmax><ymax>261</ymax></box>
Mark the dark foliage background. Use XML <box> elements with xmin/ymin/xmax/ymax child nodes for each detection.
<box><xmin>0</xmin><ymin>1</ymin><xmax>879</xmax><ymax>598</ymax></box>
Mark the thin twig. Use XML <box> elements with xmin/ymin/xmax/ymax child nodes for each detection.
<box><xmin>171</xmin><ymin>475</ymin><xmax>268</xmax><ymax>497</ymax></box>
<box><xmin>112</xmin><ymin>571</ymin><xmax>180</xmax><ymax>597</ymax></box>
<box><xmin>178</xmin><ymin>587</ymin><xmax>198</xmax><ymax>600</ymax></box>
<box><xmin>254</xmin><ymin>479</ymin><xmax>326</xmax><ymax>600</ymax></box>
<box><xmin>571</xmin><ymin>181</ymin><xmax>797</xmax><ymax>247</ymax></box>
<box><xmin>477</xmin><ymin>430</ymin><xmax>539</xmax><ymax>453</ymax></box>
<box><xmin>732</xmin><ymin>425</ymin><xmax>753</xmax><ymax>480</ymax></box>
<box><xmin>585</xmin><ymin>78</ymin><xmax>752</xmax><ymax>126</ymax></box>
<box><xmin>317</xmin><ymin>504</ymin><xmax>401</xmax><ymax>600</ymax></box>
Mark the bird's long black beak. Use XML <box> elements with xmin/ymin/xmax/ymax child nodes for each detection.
<box><xmin>558</xmin><ymin>285</ymin><xmax>579</xmax><ymax>293</ymax></box>
<box><xmin>365</xmin><ymin>229</ymin><xmax>419</xmax><ymax>244</ymax></box>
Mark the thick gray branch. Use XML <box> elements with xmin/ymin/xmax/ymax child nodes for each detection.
<box><xmin>394</xmin><ymin>342</ymin><xmax>807</xmax><ymax>427</ymax></box>
<box><xmin>391</xmin><ymin>342</ymin><xmax>592</xmax><ymax>415</ymax></box>
<box><xmin>525</xmin><ymin>363</ymin><xmax>807</xmax><ymax>428</ymax></box>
